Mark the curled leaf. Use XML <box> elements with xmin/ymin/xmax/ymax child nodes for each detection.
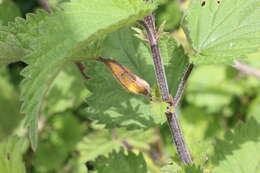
<box><xmin>96</xmin><ymin>57</ymin><xmax>151</xmax><ymax>97</ymax></box>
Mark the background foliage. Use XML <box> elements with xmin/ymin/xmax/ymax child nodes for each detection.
<box><xmin>0</xmin><ymin>0</ymin><xmax>259</xmax><ymax>172</ymax></box>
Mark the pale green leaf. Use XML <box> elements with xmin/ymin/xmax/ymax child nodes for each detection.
<box><xmin>160</xmin><ymin>162</ymin><xmax>182</xmax><ymax>173</ymax></box>
<box><xmin>20</xmin><ymin>0</ymin><xmax>156</xmax><ymax>150</ymax></box>
<box><xmin>92</xmin><ymin>150</ymin><xmax>147</xmax><ymax>173</ymax></box>
<box><xmin>161</xmin><ymin>163</ymin><xmax>202</xmax><ymax>173</ymax></box>
<box><xmin>186</xmin><ymin>65</ymin><xmax>244</xmax><ymax>113</ymax></box>
<box><xmin>212</xmin><ymin>119</ymin><xmax>260</xmax><ymax>173</ymax></box>
<box><xmin>34</xmin><ymin>112</ymin><xmax>85</xmax><ymax>172</ymax></box>
<box><xmin>160</xmin><ymin>36</ymin><xmax>190</xmax><ymax>97</ymax></box>
<box><xmin>0</xmin><ymin>136</ymin><xmax>28</xmax><ymax>173</ymax></box>
<box><xmin>0</xmin><ymin>33</ymin><xmax>27</xmax><ymax>64</ymax></box>
<box><xmin>183</xmin><ymin>0</ymin><xmax>260</xmax><ymax>65</ymax></box>
<box><xmin>44</xmin><ymin>63</ymin><xmax>90</xmax><ymax>115</ymax></box>
<box><xmin>77</xmin><ymin>128</ymin><xmax>157</xmax><ymax>163</ymax></box>
<box><xmin>248</xmin><ymin>94</ymin><xmax>260</xmax><ymax>122</ymax></box>
<box><xmin>77</xmin><ymin>130</ymin><xmax>122</xmax><ymax>163</ymax></box>
<box><xmin>150</xmin><ymin>101</ymin><xmax>168</xmax><ymax>125</ymax></box>
<box><xmin>179</xmin><ymin>106</ymin><xmax>222</xmax><ymax>165</ymax></box>
<box><xmin>0</xmin><ymin>10</ymin><xmax>49</xmax><ymax>64</ymax></box>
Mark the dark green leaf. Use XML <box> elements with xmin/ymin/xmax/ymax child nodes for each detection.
<box><xmin>0</xmin><ymin>0</ymin><xmax>21</xmax><ymax>25</ymax></box>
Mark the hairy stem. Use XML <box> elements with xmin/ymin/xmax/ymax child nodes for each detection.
<box><xmin>173</xmin><ymin>64</ymin><xmax>194</xmax><ymax>107</ymax></box>
<box><xmin>166</xmin><ymin>111</ymin><xmax>192</xmax><ymax>163</ymax></box>
<box><xmin>141</xmin><ymin>15</ymin><xmax>171</xmax><ymax>102</ymax></box>
<box><xmin>142</xmin><ymin>14</ymin><xmax>193</xmax><ymax>163</ymax></box>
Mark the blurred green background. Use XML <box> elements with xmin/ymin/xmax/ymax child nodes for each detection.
<box><xmin>0</xmin><ymin>0</ymin><xmax>259</xmax><ymax>172</ymax></box>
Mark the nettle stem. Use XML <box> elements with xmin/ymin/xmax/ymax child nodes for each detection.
<box><xmin>142</xmin><ymin>15</ymin><xmax>171</xmax><ymax>102</ymax></box>
<box><xmin>173</xmin><ymin>64</ymin><xmax>194</xmax><ymax>107</ymax></box>
<box><xmin>142</xmin><ymin>14</ymin><xmax>193</xmax><ymax>164</ymax></box>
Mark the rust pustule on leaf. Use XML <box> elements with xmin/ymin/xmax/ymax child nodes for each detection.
<box><xmin>96</xmin><ymin>57</ymin><xmax>151</xmax><ymax>97</ymax></box>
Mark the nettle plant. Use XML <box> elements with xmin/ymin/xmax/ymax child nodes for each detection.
<box><xmin>0</xmin><ymin>0</ymin><xmax>260</xmax><ymax>172</ymax></box>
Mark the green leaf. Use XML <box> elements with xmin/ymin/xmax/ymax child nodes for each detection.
<box><xmin>0</xmin><ymin>67</ymin><xmax>23</xmax><ymax>139</ymax></box>
<box><xmin>92</xmin><ymin>150</ymin><xmax>147</xmax><ymax>173</ymax></box>
<box><xmin>161</xmin><ymin>36</ymin><xmax>190</xmax><ymax>97</ymax></box>
<box><xmin>183</xmin><ymin>165</ymin><xmax>203</xmax><ymax>173</ymax></box>
<box><xmin>149</xmin><ymin>101</ymin><xmax>168</xmax><ymax>125</ymax></box>
<box><xmin>0</xmin><ymin>25</ymin><xmax>26</xmax><ymax>64</ymax></box>
<box><xmin>0</xmin><ymin>0</ymin><xmax>21</xmax><ymax>25</ymax></box>
<box><xmin>155</xmin><ymin>0</ymin><xmax>182</xmax><ymax>31</ymax></box>
<box><xmin>44</xmin><ymin>63</ymin><xmax>90</xmax><ymax>115</ymax></box>
<box><xmin>179</xmin><ymin>106</ymin><xmax>222</xmax><ymax>165</ymax></box>
<box><xmin>161</xmin><ymin>163</ymin><xmax>202</xmax><ymax>173</ymax></box>
<box><xmin>0</xmin><ymin>32</ymin><xmax>27</xmax><ymax>64</ymax></box>
<box><xmin>34</xmin><ymin>112</ymin><xmax>85</xmax><ymax>172</ymax></box>
<box><xmin>160</xmin><ymin>162</ymin><xmax>182</xmax><ymax>173</ymax></box>
<box><xmin>212</xmin><ymin>119</ymin><xmax>260</xmax><ymax>173</ymax></box>
<box><xmin>248</xmin><ymin>94</ymin><xmax>260</xmax><ymax>122</ymax></box>
<box><xmin>84</xmin><ymin>28</ymin><xmax>157</xmax><ymax>129</ymax></box>
<box><xmin>77</xmin><ymin>130</ymin><xmax>122</xmax><ymax>163</ymax></box>
<box><xmin>77</xmin><ymin>128</ymin><xmax>157</xmax><ymax>163</ymax></box>
<box><xmin>183</xmin><ymin>0</ymin><xmax>260</xmax><ymax>65</ymax></box>
<box><xmin>0</xmin><ymin>136</ymin><xmax>28</xmax><ymax>173</ymax></box>
<box><xmin>20</xmin><ymin>0</ymin><xmax>156</xmax><ymax>150</ymax></box>
<box><xmin>0</xmin><ymin>10</ymin><xmax>49</xmax><ymax>64</ymax></box>
<box><xmin>186</xmin><ymin>65</ymin><xmax>244</xmax><ymax>113</ymax></box>
<box><xmin>7</xmin><ymin>10</ymin><xmax>49</xmax><ymax>49</ymax></box>
<box><xmin>84</xmin><ymin>28</ymin><xmax>189</xmax><ymax>129</ymax></box>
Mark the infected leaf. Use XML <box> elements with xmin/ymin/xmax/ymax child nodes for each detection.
<box><xmin>96</xmin><ymin>57</ymin><xmax>151</xmax><ymax>97</ymax></box>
